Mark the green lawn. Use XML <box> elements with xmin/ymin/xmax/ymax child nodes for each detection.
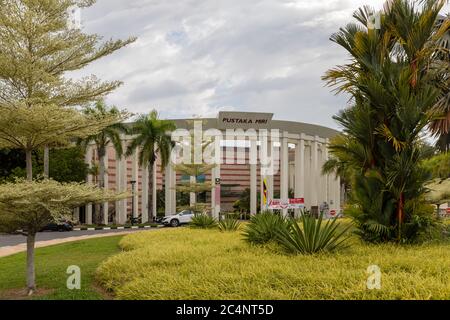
<box><xmin>97</xmin><ymin>228</ymin><xmax>450</xmax><ymax>300</ymax></box>
<box><xmin>2</xmin><ymin>226</ymin><xmax>450</xmax><ymax>300</ymax></box>
<box><xmin>0</xmin><ymin>236</ymin><xmax>124</xmax><ymax>300</ymax></box>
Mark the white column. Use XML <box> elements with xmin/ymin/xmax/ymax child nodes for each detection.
<box><xmin>211</xmin><ymin>134</ymin><xmax>222</xmax><ymax>219</ymax></box>
<box><xmin>260</xmin><ymin>135</ymin><xmax>268</xmax><ymax>211</ymax></box>
<box><xmin>267</xmin><ymin>139</ymin><xmax>274</xmax><ymax>207</ymax></box>
<box><xmin>152</xmin><ymin>163</ymin><xmax>157</xmax><ymax>221</ymax></box>
<box><xmin>102</xmin><ymin>154</ymin><xmax>109</xmax><ymax>225</ymax></box>
<box><xmin>131</xmin><ymin>149</ymin><xmax>139</xmax><ymax>219</ymax></box>
<box><xmin>141</xmin><ymin>165</ymin><xmax>149</xmax><ymax>223</ymax></box>
<box><xmin>336</xmin><ymin>176</ymin><xmax>342</xmax><ymax>214</ymax></box>
<box><xmin>190</xmin><ymin>175</ymin><xmax>196</xmax><ymax>207</ymax></box>
<box><xmin>311</xmin><ymin>136</ymin><xmax>319</xmax><ymax>207</ymax></box>
<box><xmin>121</xmin><ymin>153</ymin><xmax>128</xmax><ymax>224</ymax></box>
<box><xmin>211</xmin><ymin>166</ymin><xmax>216</xmax><ymax>217</ymax></box>
<box><xmin>85</xmin><ymin>146</ymin><xmax>93</xmax><ymax>225</ymax></box>
<box><xmin>289</xmin><ymin>163</ymin><xmax>295</xmax><ymax>190</ymax></box>
<box><xmin>324</xmin><ymin>139</ymin><xmax>330</xmax><ymax>206</ymax></box>
<box><xmin>280</xmin><ymin>132</ymin><xmax>289</xmax><ymax>217</ymax></box>
<box><xmin>165</xmin><ymin>165</ymin><xmax>172</xmax><ymax>215</ymax></box>
<box><xmin>294</xmin><ymin>136</ymin><xmax>305</xmax><ymax>216</ymax></box>
<box><xmin>170</xmin><ymin>166</ymin><xmax>177</xmax><ymax>214</ymax></box>
<box><xmin>115</xmin><ymin>155</ymin><xmax>122</xmax><ymax>224</ymax></box>
<box><xmin>214</xmin><ymin>163</ymin><xmax>221</xmax><ymax>218</ymax></box>
<box><xmin>115</xmin><ymin>148</ymin><xmax>127</xmax><ymax>225</ymax></box>
<box><xmin>250</xmin><ymin>137</ymin><xmax>258</xmax><ymax>215</ymax></box>
<box><xmin>73</xmin><ymin>207</ymin><xmax>80</xmax><ymax>224</ymax></box>
<box><xmin>304</xmin><ymin>143</ymin><xmax>311</xmax><ymax>210</ymax></box>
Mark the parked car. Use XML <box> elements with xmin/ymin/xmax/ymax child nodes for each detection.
<box><xmin>40</xmin><ymin>221</ymin><xmax>73</xmax><ymax>232</ymax></box>
<box><xmin>161</xmin><ymin>210</ymin><xmax>195</xmax><ymax>227</ymax></box>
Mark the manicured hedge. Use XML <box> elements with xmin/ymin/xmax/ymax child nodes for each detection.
<box><xmin>96</xmin><ymin>228</ymin><xmax>450</xmax><ymax>300</ymax></box>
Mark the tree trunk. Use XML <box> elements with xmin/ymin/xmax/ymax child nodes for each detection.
<box><xmin>398</xmin><ymin>192</ymin><xmax>405</xmax><ymax>242</ymax></box>
<box><xmin>26</xmin><ymin>149</ymin><xmax>33</xmax><ymax>181</ymax></box>
<box><xmin>43</xmin><ymin>145</ymin><xmax>49</xmax><ymax>178</ymax></box>
<box><xmin>26</xmin><ymin>232</ymin><xmax>36</xmax><ymax>295</ymax></box>
<box><xmin>148</xmin><ymin>162</ymin><xmax>153</xmax><ymax>221</ymax></box>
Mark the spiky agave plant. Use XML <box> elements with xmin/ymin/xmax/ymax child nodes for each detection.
<box><xmin>275</xmin><ymin>214</ymin><xmax>351</xmax><ymax>254</ymax></box>
<box><xmin>242</xmin><ymin>211</ymin><xmax>289</xmax><ymax>245</ymax></box>
<box><xmin>189</xmin><ymin>214</ymin><xmax>218</xmax><ymax>229</ymax></box>
<box><xmin>218</xmin><ymin>217</ymin><xmax>241</xmax><ymax>232</ymax></box>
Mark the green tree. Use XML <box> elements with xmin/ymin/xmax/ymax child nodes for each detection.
<box><xmin>173</xmin><ymin>128</ymin><xmax>217</xmax><ymax>215</ymax></box>
<box><xmin>78</xmin><ymin>101</ymin><xmax>130</xmax><ymax>223</ymax></box>
<box><xmin>0</xmin><ymin>147</ymin><xmax>88</xmax><ymax>182</ymax></box>
<box><xmin>47</xmin><ymin>147</ymin><xmax>88</xmax><ymax>182</ymax></box>
<box><xmin>0</xmin><ymin>179</ymin><xmax>129</xmax><ymax>295</ymax></box>
<box><xmin>0</xmin><ymin>104</ymin><xmax>123</xmax><ymax>180</ymax></box>
<box><xmin>429</xmin><ymin>14</ymin><xmax>450</xmax><ymax>152</ymax></box>
<box><xmin>126</xmin><ymin>111</ymin><xmax>176</xmax><ymax>220</ymax></box>
<box><xmin>323</xmin><ymin>0</ymin><xmax>450</xmax><ymax>242</ymax></box>
<box><xmin>174</xmin><ymin>163</ymin><xmax>215</xmax><ymax>214</ymax></box>
<box><xmin>0</xmin><ymin>0</ymin><xmax>135</xmax><ymax>177</ymax></box>
<box><xmin>421</xmin><ymin>151</ymin><xmax>450</xmax><ymax>179</ymax></box>
<box><xmin>79</xmin><ymin>100</ymin><xmax>130</xmax><ymax>189</ymax></box>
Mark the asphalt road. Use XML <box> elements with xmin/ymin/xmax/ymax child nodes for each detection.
<box><xmin>0</xmin><ymin>229</ymin><xmax>149</xmax><ymax>247</ymax></box>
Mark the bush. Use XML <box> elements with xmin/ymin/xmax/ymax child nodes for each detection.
<box><xmin>242</xmin><ymin>211</ymin><xmax>288</xmax><ymax>245</ymax></box>
<box><xmin>218</xmin><ymin>217</ymin><xmax>241</xmax><ymax>232</ymax></box>
<box><xmin>189</xmin><ymin>214</ymin><xmax>218</xmax><ymax>229</ymax></box>
<box><xmin>275</xmin><ymin>214</ymin><xmax>351</xmax><ymax>254</ymax></box>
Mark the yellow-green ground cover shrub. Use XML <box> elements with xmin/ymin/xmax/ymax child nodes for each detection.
<box><xmin>96</xmin><ymin>228</ymin><xmax>450</xmax><ymax>300</ymax></box>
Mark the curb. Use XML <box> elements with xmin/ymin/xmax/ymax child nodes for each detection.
<box><xmin>73</xmin><ymin>225</ymin><xmax>164</xmax><ymax>231</ymax></box>
<box><xmin>0</xmin><ymin>230</ymin><xmax>150</xmax><ymax>259</ymax></box>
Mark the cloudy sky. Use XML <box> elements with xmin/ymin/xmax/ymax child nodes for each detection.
<box><xmin>73</xmin><ymin>0</ymin><xmax>449</xmax><ymax>130</ymax></box>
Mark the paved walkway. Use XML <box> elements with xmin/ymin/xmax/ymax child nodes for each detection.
<box><xmin>0</xmin><ymin>229</ymin><xmax>150</xmax><ymax>258</ymax></box>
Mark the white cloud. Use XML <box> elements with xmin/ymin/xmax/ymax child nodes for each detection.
<box><xmin>70</xmin><ymin>0</ymin><xmax>448</xmax><ymax>130</ymax></box>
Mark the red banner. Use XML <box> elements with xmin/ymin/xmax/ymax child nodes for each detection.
<box><xmin>268</xmin><ymin>198</ymin><xmax>305</xmax><ymax>209</ymax></box>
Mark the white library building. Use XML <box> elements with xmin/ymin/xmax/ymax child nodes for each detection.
<box><xmin>78</xmin><ymin>112</ymin><xmax>343</xmax><ymax>225</ymax></box>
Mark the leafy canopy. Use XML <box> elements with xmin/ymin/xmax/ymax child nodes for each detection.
<box><xmin>0</xmin><ymin>178</ymin><xmax>129</xmax><ymax>234</ymax></box>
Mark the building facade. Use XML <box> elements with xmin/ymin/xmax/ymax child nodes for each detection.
<box><xmin>76</xmin><ymin>112</ymin><xmax>342</xmax><ymax>224</ymax></box>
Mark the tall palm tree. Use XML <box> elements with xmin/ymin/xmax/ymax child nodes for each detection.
<box><xmin>126</xmin><ymin>110</ymin><xmax>176</xmax><ymax>221</ymax></box>
<box><xmin>78</xmin><ymin>100</ymin><xmax>129</xmax><ymax>223</ymax></box>
<box><xmin>430</xmin><ymin>13</ymin><xmax>450</xmax><ymax>152</ymax></box>
<box><xmin>323</xmin><ymin>0</ymin><xmax>449</xmax><ymax>242</ymax></box>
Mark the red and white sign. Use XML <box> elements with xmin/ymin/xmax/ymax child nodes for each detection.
<box><xmin>268</xmin><ymin>198</ymin><xmax>305</xmax><ymax>210</ymax></box>
<box><xmin>330</xmin><ymin>210</ymin><xmax>337</xmax><ymax>216</ymax></box>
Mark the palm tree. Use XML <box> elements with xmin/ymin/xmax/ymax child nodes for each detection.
<box><xmin>126</xmin><ymin>110</ymin><xmax>176</xmax><ymax>221</ymax></box>
<box><xmin>323</xmin><ymin>0</ymin><xmax>449</xmax><ymax>242</ymax></box>
<box><xmin>429</xmin><ymin>13</ymin><xmax>450</xmax><ymax>152</ymax></box>
<box><xmin>78</xmin><ymin>101</ymin><xmax>129</xmax><ymax>223</ymax></box>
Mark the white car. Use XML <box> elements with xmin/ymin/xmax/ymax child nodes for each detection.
<box><xmin>161</xmin><ymin>210</ymin><xmax>195</xmax><ymax>227</ymax></box>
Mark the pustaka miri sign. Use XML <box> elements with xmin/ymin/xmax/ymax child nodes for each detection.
<box><xmin>218</xmin><ymin>111</ymin><xmax>273</xmax><ymax>129</ymax></box>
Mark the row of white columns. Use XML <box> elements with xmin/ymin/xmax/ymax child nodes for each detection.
<box><xmin>84</xmin><ymin>142</ymin><xmax>155</xmax><ymax>225</ymax></box>
<box><xmin>82</xmin><ymin>132</ymin><xmax>341</xmax><ymax>224</ymax></box>
<box><xmin>249</xmin><ymin>133</ymin><xmax>341</xmax><ymax>217</ymax></box>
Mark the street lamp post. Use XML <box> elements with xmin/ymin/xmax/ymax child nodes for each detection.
<box><xmin>130</xmin><ymin>180</ymin><xmax>136</xmax><ymax>225</ymax></box>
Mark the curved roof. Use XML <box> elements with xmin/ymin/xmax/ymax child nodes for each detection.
<box><xmin>171</xmin><ymin>118</ymin><xmax>340</xmax><ymax>139</ymax></box>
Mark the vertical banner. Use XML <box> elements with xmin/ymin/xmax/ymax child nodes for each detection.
<box><xmin>263</xmin><ymin>178</ymin><xmax>268</xmax><ymax>209</ymax></box>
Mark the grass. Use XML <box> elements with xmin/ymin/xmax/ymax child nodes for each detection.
<box><xmin>0</xmin><ymin>236</ymin><xmax>124</xmax><ymax>300</ymax></box>
<box><xmin>97</xmin><ymin>228</ymin><xmax>450</xmax><ymax>300</ymax></box>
